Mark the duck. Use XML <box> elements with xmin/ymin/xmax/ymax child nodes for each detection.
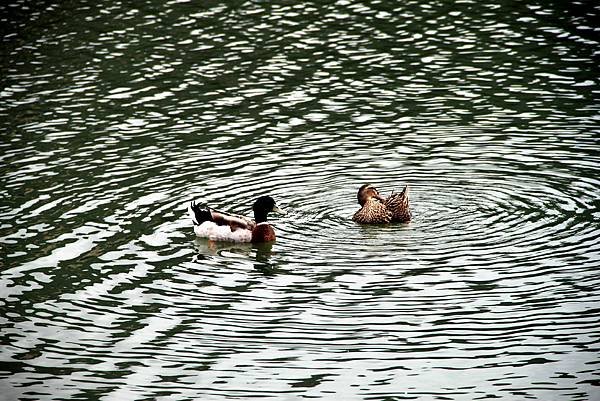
<box><xmin>352</xmin><ymin>184</ymin><xmax>411</xmax><ymax>224</ymax></box>
<box><xmin>189</xmin><ymin>196</ymin><xmax>284</xmax><ymax>243</ymax></box>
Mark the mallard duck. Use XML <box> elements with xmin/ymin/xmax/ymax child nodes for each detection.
<box><xmin>352</xmin><ymin>184</ymin><xmax>411</xmax><ymax>224</ymax></box>
<box><xmin>189</xmin><ymin>196</ymin><xmax>284</xmax><ymax>243</ymax></box>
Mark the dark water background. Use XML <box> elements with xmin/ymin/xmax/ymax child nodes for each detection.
<box><xmin>1</xmin><ymin>0</ymin><xmax>599</xmax><ymax>400</ymax></box>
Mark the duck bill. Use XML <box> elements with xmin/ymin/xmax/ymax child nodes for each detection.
<box><xmin>374</xmin><ymin>194</ymin><xmax>386</xmax><ymax>202</ymax></box>
<box><xmin>272</xmin><ymin>206</ymin><xmax>287</xmax><ymax>215</ymax></box>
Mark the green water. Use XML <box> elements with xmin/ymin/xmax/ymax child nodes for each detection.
<box><xmin>1</xmin><ymin>1</ymin><xmax>599</xmax><ymax>400</ymax></box>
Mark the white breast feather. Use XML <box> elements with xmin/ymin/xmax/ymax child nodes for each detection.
<box><xmin>194</xmin><ymin>221</ymin><xmax>252</xmax><ymax>242</ymax></box>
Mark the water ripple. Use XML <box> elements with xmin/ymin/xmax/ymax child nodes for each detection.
<box><xmin>1</xmin><ymin>0</ymin><xmax>599</xmax><ymax>400</ymax></box>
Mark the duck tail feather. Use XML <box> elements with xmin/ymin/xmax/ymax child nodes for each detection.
<box><xmin>189</xmin><ymin>200</ymin><xmax>213</xmax><ymax>226</ymax></box>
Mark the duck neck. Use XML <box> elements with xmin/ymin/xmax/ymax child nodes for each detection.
<box><xmin>254</xmin><ymin>210</ymin><xmax>268</xmax><ymax>224</ymax></box>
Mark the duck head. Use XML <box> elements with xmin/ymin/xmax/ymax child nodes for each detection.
<box><xmin>357</xmin><ymin>184</ymin><xmax>385</xmax><ymax>206</ymax></box>
<box><xmin>253</xmin><ymin>196</ymin><xmax>285</xmax><ymax>223</ymax></box>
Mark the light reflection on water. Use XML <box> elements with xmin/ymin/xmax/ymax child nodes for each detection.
<box><xmin>1</xmin><ymin>0</ymin><xmax>599</xmax><ymax>400</ymax></box>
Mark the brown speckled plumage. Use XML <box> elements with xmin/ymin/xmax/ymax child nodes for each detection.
<box><xmin>352</xmin><ymin>198</ymin><xmax>392</xmax><ymax>223</ymax></box>
<box><xmin>352</xmin><ymin>184</ymin><xmax>411</xmax><ymax>224</ymax></box>
<box><xmin>384</xmin><ymin>187</ymin><xmax>411</xmax><ymax>223</ymax></box>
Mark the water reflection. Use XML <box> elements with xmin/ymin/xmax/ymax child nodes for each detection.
<box><xmin>192</xmin><ymin>238</ymin><xmax>276</xmax><ymax>272</ymax></box>
<box><xmin>1</xmin><ymin>0</ymin><xmax>599</xmax><ymax>400</ymax></box>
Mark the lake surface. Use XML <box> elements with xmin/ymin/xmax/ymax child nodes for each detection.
<box><xmin>1</xmin><ymin>0</ymin><xmax>599</xmax><ymax>400</ymax></box>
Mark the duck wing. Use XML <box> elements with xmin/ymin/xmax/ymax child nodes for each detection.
<box><xmin>384</xmin><ymin>185</ymin><xmax>411</xmax><ymax>223</ymax></box>
<box><xmin>210</xmin><ymin>210</ymin><xmax>255</xmax><ymax>231</ymax></box>
<box><xmin>352</xmin><ymin>198</ymin><xmax>392</xmax><ymax>224</ymax></box>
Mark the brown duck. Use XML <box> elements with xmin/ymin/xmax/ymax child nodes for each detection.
<box><xmin>352</xmin><ymin>184</ymin><xmax>411</xmax><ymax>224</ymax></box>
